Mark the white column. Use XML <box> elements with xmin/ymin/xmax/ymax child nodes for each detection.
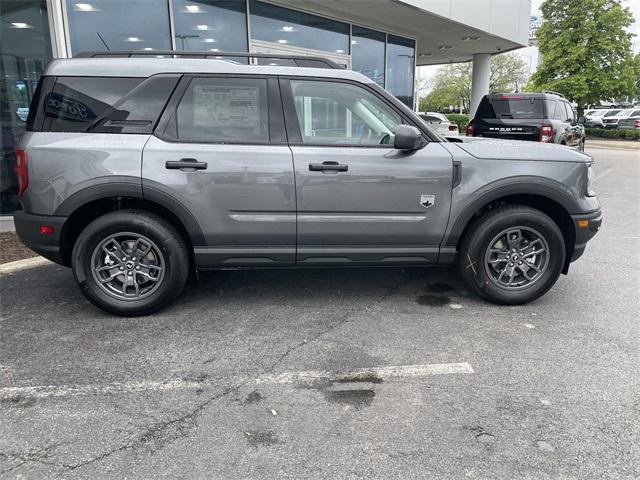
<box><xmin>470</xmin><ymin>53</ymin><xmax>491</xmax><ymax>117</ymax></box>
<box><xmin>46</xmin><ymin>0</ymin><xmax>69</xmax><ymax>58</ymax></box>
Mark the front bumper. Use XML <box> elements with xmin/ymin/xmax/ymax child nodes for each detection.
<box><xmin>13</xmin><ymin>211</ymin><xmax>68</xmax><ymax>265</ymax></box>
<box><xmin>569</xmin><ymin>209</ymin><xmax>602</xmax><ymax>262</ymax></box>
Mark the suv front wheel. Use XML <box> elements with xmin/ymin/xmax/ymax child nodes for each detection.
<box><xmin>72</xmin><ymin>210</ymin><xmax>190</xmax><ymax>316</ymax></box>
<box><xmin>458</xmin><ymin>205</ymin><xmax>565</xmax><ymax>305</ymax></box>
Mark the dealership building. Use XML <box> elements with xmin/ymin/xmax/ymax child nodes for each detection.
<box><xmin>1</xmin><ymin>0</ymin><xmax>530</xmax><ymax>215</ymax></box>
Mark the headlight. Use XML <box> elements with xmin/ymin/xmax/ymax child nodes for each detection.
<box><xmin>586</xmin><ymin>165</ymin><xmax>596</xmax><ymax>197</ymax></box>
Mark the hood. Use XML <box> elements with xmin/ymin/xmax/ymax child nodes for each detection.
<box><xmin>451</xmin><ymin>138</ymin><xmax>591</xmax><ymax>163</ymax></box>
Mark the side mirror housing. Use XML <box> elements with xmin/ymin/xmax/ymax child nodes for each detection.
<box><xmin>577</xmin><ymin>116</ymin><xmax>586</xmax><ymax>125</ymax></box>
<box><xmin>394</xmin><ymin>125</ymin><xmax>426</xmax><ymax>151</ymax></box>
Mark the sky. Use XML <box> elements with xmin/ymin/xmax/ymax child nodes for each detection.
<box><xmin>416</xmin><ymin>0</ymin><xmax>640</xmax><ymax>95</ymax></box>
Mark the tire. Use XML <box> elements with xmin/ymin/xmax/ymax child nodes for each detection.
<box><xmin>72</xmin><ymin>210</ymin><xmax>190</xmax><ymax>316</ymax></box>
<box><xmin>458</xmin><ymin>205</ymin><xmax>565</xmax><ymax>305</ymax></box>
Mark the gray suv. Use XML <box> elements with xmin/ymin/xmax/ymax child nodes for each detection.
<box><xmin>15</xmin><ymin>52</ymin><xmax>602</xmax><ymax>316</ymax></box>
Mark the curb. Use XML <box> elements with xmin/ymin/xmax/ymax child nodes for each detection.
<box><xmin>0</xmin><ymin>257</ymin><xmax>53</xmax><ymax>276</ymax></box>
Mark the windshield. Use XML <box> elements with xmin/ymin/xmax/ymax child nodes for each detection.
<box><xmin>476</xmin><ymin>96</ymin><xmax>544</xmax><ymax>119</ymax></box>
<box><xmin>590</xmin><ymin>110</ymin><xmax>606</xmax><ymax>117</ymax></box>
<box><xmin>604</xmin><ymin>110</ymin><xmax>622</xmax><ymax>117</ymax></box>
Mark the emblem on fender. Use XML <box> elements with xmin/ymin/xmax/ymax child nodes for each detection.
<box><xmin>420</xmin><ymin>195</ymin><xmax>435</xmax><ymax>209</ymax></box>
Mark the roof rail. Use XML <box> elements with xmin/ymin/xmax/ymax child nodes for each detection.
<box><xmin>542</xmin><ymin>89</ymin><xmax>566</xmax><ymax>99</ymax></box>
<box><xmin>74</xmin><ymin>51</ymin><xmax>344</xmax><ymax>69</ymax></box>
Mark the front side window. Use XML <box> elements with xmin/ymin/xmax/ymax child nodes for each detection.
<box><xmin>175</xmin><ymin>77</ymin><xmax>269</xmax><ymax>143</ymax></box>
<box><xmin>42</xmin><ymin>77</ymin><xmax>142</xmax><ymax>132</ymax></box>
<box><xmin>289</xmin><ymin>80</ymin><xmax>402</xmax><ymax>146</ymax></box>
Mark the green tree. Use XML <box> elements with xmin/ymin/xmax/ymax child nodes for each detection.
<box><xmin>529</xmin><ymin>0</ymin><xmax>637</xmax><ymax>115</ymax></box>
<box><xmin>418</xmin><ymin>53</ymin><xmax>527</xmax><ymax>113</ymax></box>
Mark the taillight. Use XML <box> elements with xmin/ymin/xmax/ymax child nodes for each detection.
<box><xmin>14</xmin><ymin>149</ymin><xmax>29</xmax><ymax>198</ymax></box>
<box><xmin>448</xmin><ymin>124</ymin><xmax>458</xmax><ymax>131</ymax></box>
<box><xmin>539</xmin><ymin>124</ymin><xmax>554</xmax><ymax>143</ymax></box>
<box><xmin>465</xmin><ymin>123</ymin><xmax>475</xmax><ymax>136</ymax></box>
<box><xmin>635</xmin><ymin>119</ymin><xmax>640</xmax><ymax>128</ymax></box>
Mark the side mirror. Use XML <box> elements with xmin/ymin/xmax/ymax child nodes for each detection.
<box><xmin>394</xmin><ymin>125</ymin><xmax>426</xmax><ymax>151</ymax></box>
<box><xmin>577</xmin><ymin>116</ymin><xmax>586</xmax><ymax>125</ymax></box>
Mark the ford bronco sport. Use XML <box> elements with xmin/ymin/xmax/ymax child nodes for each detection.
<box><xmin>15</xmin><ymin>52</ymin><xmax>602</xmax><ymax>316</ymax></box>
<box><xmin>466</xmin><ymin>91</ymin><xmax>586</xmax><ymax>151</ymax></box>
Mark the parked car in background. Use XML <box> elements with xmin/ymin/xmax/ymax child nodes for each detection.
<box><xmin>602</xmin><ymin>109</ymin><xmax>636</xmax><ymax>129</ymax></box>
<box><xmin>617</xmin><ymin>109</ymin><xmax>640</xmax><ymax>130</ymax></box>
<box><xmin>583</xmin><ymin>109</ymin><xmax>607</xmax><ymax>128</ymax></box>
<box><xmin>465</xmin><ymin>91</ymin><xmax>585</xmax><ymax>150</ymax></box>
<box><xmin>417</xmin><ymin>112</ymin><xmax>459</xmax><ymax>136</ymax></box>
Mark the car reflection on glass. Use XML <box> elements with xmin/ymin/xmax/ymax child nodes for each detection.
<box><xmin>16</xmin><ymin>107</ymin><xmax>29</xmax><ymax>122</ymax></box>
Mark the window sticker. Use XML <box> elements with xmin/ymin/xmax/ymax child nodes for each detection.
<box><xmin>193</xmin><ymin>86</ymin><xmax>259</xmax><ymax>128</ymax></box>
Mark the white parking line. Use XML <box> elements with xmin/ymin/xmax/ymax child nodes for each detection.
<box><xmin>0</xmin><ymin>363</ymin><xmax>474</xmax><ymax>400</ymax></box>
<box><xmin>0</xmin><ymin>256</ymin><xmax>52</xmax><ymax>275</ymax></box>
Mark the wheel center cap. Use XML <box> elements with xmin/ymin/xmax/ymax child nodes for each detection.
<box><xmin>512</xmin><ymin>254</ymin><xmax>519</xmax><ymax>261</ymax></box>
<box><xmin>125</xmin><ymin>261</ymin><xmax>135</xmax><ymax>270</ymax></box>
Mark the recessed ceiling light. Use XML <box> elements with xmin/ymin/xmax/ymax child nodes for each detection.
<box><xmin>335</xmin><ymin>49</ymin><xmax>344</xmax><ymax>53</ymax></box>
<box><xmin>351</xmin><ymin>40</ymin><xmax>358</xmax><ymax>45</ymax></box>
<box><xmin>462</xmin><ymin>36</ymin><xmax>480</xmax><ymax>41</ymax></box>
<box><xmin>184</xmin><ymin>4</ymin><xmax>201</xmax><ymax>13</ymax></box>
<box><xmin>438</xmin><ymin>45</ymin><xmax>454</xmax><ymax>50</ymax></box>
<box><xmin>196</xmin><ymin>24</ymin><xmax>210</xmax><ymax>30</ymax></box>
<box><xmin>419</xmin><ymin>53</ymin><xmax>433</xmax><ymax>57</ymax></box>
<box><xmin>269</xmin><ymin>62</ymin><xmax>278</xmax><ymax>66</ymax></box>
<box><xmin>202</xmin><ymin>37</ymin><xmax>216</xmax><ymax>43</ymax></box>
<box><xmin>209</xmin><ymin>48</ymin><xmax>220</xmax><ymax>52</ymax></box>
<box><xmin>277</xmin><ymin>39</ymin><xmax>288</xmax><ymax>44</ymax></box>
<box><xmin>126</xmin><ymin>37</ymin><xmax>141</xmax><ymax>42</ymax></box>
<box><xmin>143</xmin><ymin>47</ymin><xmax>154</xmax><ymax>51</ymax></box>
<box><xmin>279</xmin><ymin>25</ymin><xmax>296</xmax><ymax>32</ymax></box>
<box><xmin>74</xmin><ymin>3</ymin><xmax>99</xmax><ymax>11</ymax></box>
<box><xmin>11</xmin><ymin>22</ymin><xmax>31</xmax><ymax>28</ymax></box>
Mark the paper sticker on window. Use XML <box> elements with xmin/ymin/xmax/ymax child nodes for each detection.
<box><xmin>193</xmin><ymin>86</ymin><xmax>259</xmax><ymax>128</ymax></box>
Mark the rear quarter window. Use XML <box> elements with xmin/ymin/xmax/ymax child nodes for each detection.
<box><xmin>42</xmin><ymin>77</ymin><xmax>143</xmax><ymax>132</ymax></box>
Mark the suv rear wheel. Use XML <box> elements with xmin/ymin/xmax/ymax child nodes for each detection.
<box><xmin>72</xmin><ymin>210</ymin><xmax>190</xmax><ymax>316</ymax></box>
<box><xmin>458</xmin><ymin>205</ymin><xmax>565</xmax><ymax>305</ymax></box>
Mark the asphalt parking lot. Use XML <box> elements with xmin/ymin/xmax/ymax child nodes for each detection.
<box><xmin>1</xmin><ymin>146</ymin><xmax>638</xmax><ymax>479</ymax></box>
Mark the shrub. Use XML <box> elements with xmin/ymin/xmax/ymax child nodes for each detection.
<box><xmin>444</xmin><ymin>113</ymin><xmax>470</xmax><ymax>132</ymax></box>
<box><xmin>585</xmin><ymin>127</ymin><xmax>640</xmax><ymax>140</ymax></box>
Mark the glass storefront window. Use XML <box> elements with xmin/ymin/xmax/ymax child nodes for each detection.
<box><xmin>352</xmin><ymin>26</ymin><xmax>385</xmax><ymax>87</ymax></box>
<box><xmin>65</xmin><ymin>0</ymin><xmax>171</xmax><ymax>53</ymax></box>
<box><xmin>386</xmin><ymin>34</ymin><xmax>415</xmax><ymax>108</ymax></box>
<box><xmin>249</xmin><ymin>0</ymin><xmax>349</xmax><ymax>54</ymax></box>
<box><xmin>1</xmin><ymin>0</ymin><xmax>52</xmax><ymax>214</ymax></box>
<box><xmin>172</xmin><ymin>0</ymin><xmax>247</xmax><ymax>53</ymax></box>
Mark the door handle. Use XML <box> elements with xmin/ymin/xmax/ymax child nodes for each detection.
<box><xmin>165</xmin><ymin>158</ymin><xmax>208</xmax><ymax>171</ymax></box>
<box><xmin>308</xmin><ymin>161</ymin><xmax>348</xmax><ymax>172</ymax></box>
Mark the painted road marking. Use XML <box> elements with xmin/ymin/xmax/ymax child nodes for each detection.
<box><xmin>0</xmin><ymin>363</ymin><xmax>474</xmax><ymax>400</ymax></box>
<box><xmin>0</xmin><ymin>256</ymin><xmax>52</xmax><ymax>275</ymax></box>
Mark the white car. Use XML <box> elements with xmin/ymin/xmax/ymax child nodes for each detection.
<box><xmin>618</xmin><ymin>109</ymin><xmax>640</xmax><ymax>130</ymax></box>
<box><xmin>417</xmin><ymin>111</ymin><xmax>459</xmax><ymax>136</ymax></box>
<box><xmin>602</xmin><ymin>109</ymin><xmax>635</xmax><ymax>129</ymax></box>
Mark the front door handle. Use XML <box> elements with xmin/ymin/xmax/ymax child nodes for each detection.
<box><xmin>166</xmin><ymin>158</ymin><xmax>208</xmax><ymax>171</ymax></box>
<box><xmin>309</xmin><ymin>161</ymin><xmax>348</xmax><ymax>172</ymax></box>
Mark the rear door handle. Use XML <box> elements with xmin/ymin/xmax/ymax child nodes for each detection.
<box><xmin>165</xmin><ymin>158</ymin><xmax>208</xmax><ymax>171</ymax></box>
<box><xmin>309</xmin><ymin>161</ymin><xmax>348</xmax><ymax>172</ymax></box>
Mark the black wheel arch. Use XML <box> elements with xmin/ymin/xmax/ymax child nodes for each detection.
<box><xmin>445</xmin><ymin>180</ymin><xmax>578</xmax><ymax>274</ymax></box>
<box><xmin>56</xmin><ymin>181</ymin><xmax>205</xmax><ymax>267</ymax></box>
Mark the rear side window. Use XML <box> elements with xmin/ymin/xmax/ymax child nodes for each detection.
<box><xmin>420</xmin><ymin>114</ymin><xmax>443</xmax><ymax>122</ymax></box>
<box><xmin>476</xmin><ymin>96</ymin><xmax>544</xmax><ymax>119</ymax></box>
<box><xmin>43</xmin><ymin>77</ymin><xmax>142</xmax><ymax>132</ymax></box>
<box><xmin>174</xmin><ymin>77</ymin><xmax>269</xmax><ymax>143</ymax></box>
